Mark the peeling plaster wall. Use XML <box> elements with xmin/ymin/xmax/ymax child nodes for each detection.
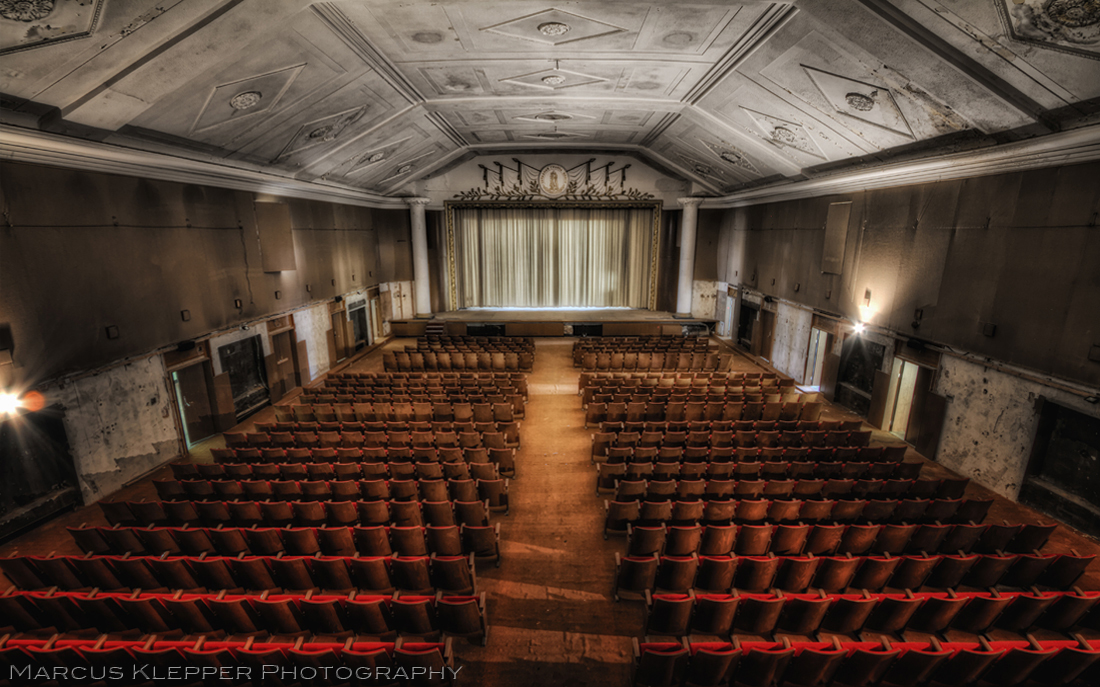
<box><xmin>691</xmin><ymin>280</ymin><xmax>718</xmax><ymax>319</ymax></box>
<box><xmin>934</xmin><ymin>356</ymin><xmax>1100</xmax><ymax>500</ymax></box>
<box><xmin>771</xmin><ymin>302</ymin><xmax>814</xmax><ymax>383</ymax></box>
<box><xmin>293</xmin><ymin>303</ymin><xmax>333</xmax><ymax>382</ymax></box>
<box><xmin>44</xmin><ymin>357</ymin><xmax>178</xmax><ymax>504</ymax></box>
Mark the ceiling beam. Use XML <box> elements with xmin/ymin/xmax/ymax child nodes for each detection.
<box><xmin>704</xmin><ymin>123</ymin><xmax>1100</xmax><ymax>207</ymax></box>
<box><xmin>0</xmin><ymin>125</ymin><xmax>408</xmax><ymax>209</ymax></box>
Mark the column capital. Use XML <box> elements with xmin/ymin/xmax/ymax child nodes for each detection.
<box><xmin>405</xmin><ymin>197</ymin><xmax>431</xmax><ymax>207</ymax></box>
<box><xmin>677</xmin><ymin>197</ymin><xmax>706</xmax><ymax>209</ymax></box>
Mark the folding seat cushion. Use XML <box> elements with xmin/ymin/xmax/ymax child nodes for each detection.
<box><xmin>633</xmin><ymin>640</ymin><xmax>690</xmax><ymax>687</ymax></box>
<box><xmin>774</xmin><ymin>556</ymin><xmax>821</xmax><ymax>593</ymax></box>
<box><xmin>865</xmin><ymin>592</ymin><xmax>924</xmax><ymax>634</ymax></box>
<box><xmin>431</xmin><ymin>553</ymin><xmax>476</xmax><ymax>595</ymax></box>
<box><xmin>735</xmin><ymin>525</ymin><xmax>773</xmax><ymax>556</ymax></box>
<box><xmin>615</xmin><ymin>553</ymin><xmax>659</xmax><ymax>601</ymax></box>
<box><xmin>890</xmin><ymin>554</ymin><xmax>942</xmax><ymax>590</ymax></box>
<box><xmin>391</xmin><ymin>556</ymin><xmax>434</xmax><ymax>594</ymax></box>
<box><xmin>782</xmin><ymin>638</ymin><xmax>847</xmax><ymax>687</ymax></box>
<box><xmin>391</xmin><ymin>595</ymin><xmax>438</xmax><ymax>635</ymax></box>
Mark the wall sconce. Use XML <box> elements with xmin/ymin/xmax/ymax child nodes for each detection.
<box><xmin>274</xmin><ymin>291</ymin><xmax>281</xmax><ymax>300</ymax></box>
<box><xmin>863</xmin><ymin>289</ymin><xmax>872</xmax><ymax>306</ymax></box>
<box><xmin>234</xmin><ymin>299</ymin><xmax>243</xmax><ymax>309</ymax></box>
<box><xmin>105</xmin><ymin>325</ymin><xmax>120</xmax><ymax>340</ymax></box>
<box><xmin>181</xmin><ymin>310</ymin><xmax>191</xmax><ymax>322</ymax></box>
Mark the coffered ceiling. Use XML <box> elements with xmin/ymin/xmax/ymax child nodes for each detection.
<box><xmin>2</xmin><ymin>0</ymin><xmax>1098</xmax><ymax>198</ymax></box>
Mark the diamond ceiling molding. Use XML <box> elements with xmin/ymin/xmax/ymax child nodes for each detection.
<box><xmin>481</xmin><ymin>8</ymin><xmax>626</xmax><ymax>46</ymax></box>
<box><xmin>521</xmin><ymin>131</ymin><xmax>586</xmax><ymax>141</ymax></box>
<box><xmin>0</xmin><ymin>0</ymin><xmax>105</xmax><ymax>55</ymax></box>
<box><xmin>379</xmin><ymin>150</ymin><xmax>437</xmax><ymax>184</ymax></box>
<box><xmin>742</xmin><ymin>108</ymin><xmax>826</xmax><ymax>160</ymax></box>
<box><xmin>675</xmin><ymin>152</ymin><xmax>726</xmax><ymax>182</ymax></box>
<box><xmin>275</xmin><ymin>107</ymin><xmax>367</xmax><ymax>161</ymax></box>
<box><xmin>501</xmin><ymin>68</ymin><xmax>607</xmax><ymax>91</ymax></box>
<box><xmin>996</xmin><ymin>0</ymin><xmax>1100</xmax><ymax>59</ymax></box>
<box><xmin>191</xmin><ymin>65</ymin><xmax>305</xmax><ymax>135</ymax></box>
<box><xmin>348</xmin><ymin>136</ymin><xmax>414</xmax><ymax>174</ymax></box>
<box><xmin>513</xmin><ymin>110</ymin><xmax>596</xmax><ymax>123</ymax></box>
<box><xmin>699</xmin><ymin>139</ymin><xmax>760</xmax><ymax>176</ymax></box>
<box><xmin>804</xmin><ymin>66</ymin><xmax>914</xmax><ymax>138</ymax></box>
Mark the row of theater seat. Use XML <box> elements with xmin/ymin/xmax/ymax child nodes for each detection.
<box><xmin>594</xmin><ymin>445</ymin><xmax>903</xmax><ymax>467</ymax></box>
<box><xmin>1</xmin><ymin>589</ymin><xmax>486</xmax><ymax>643</ymax></box>
<box><xmin>630</xmin><ymin>588</ymin><xmax>1100</xmax><ymax>637</ymax></box>
<box><xmin>613</xmin><ymin>551</ymin><xmax>1089</xmax><ymax>597</ymax></box>
<box><xmin>574</xmin><ymin>338</ymin><xmax>714</xmax><ymax>354</ymax></box>
<box><xmin>621</xmin><ymin>522</ymin><xmax>1055</xmax><ymax>558</ymax></box>
<box><xmin>149</xmin><ymin>477</ymin><xmax>510</xmax><ymax>508</ymax></box>
<box><xmin>604</xmin><ymin>497</ymin><xmax>989</xmax><ymax>532</ymax></box>
<box><xmin>631</xmin><ymin>637</ymin><xmax>1100</xmax><ymax>687</ymax></box>
<box><xmin>577</xmin><ymin>369</ymin><xmax>781</xmax><ymax>387</ymax></box>
<box><xmin>326</xmin><ymin>369</ymin><xmax>531</xmax><ymax>385</ymax></box>
<box><xmin>171</xmin><ymin>460</ymin><xmax>505</xmax><ymax>482</ymax></box>
<box><xmin>384</xmin><ymin>349</ymin><xmax>533</xmax><ymax>372</ymax></box>
<box><xmin>597</xmin><ymin>461</ymin><xmax>921</xmax><ymax>487</ymax></box>
<box><xmin>2</xmin><ymin>551</ymin><xmax>479</xmax><ymax>596</ymax></box>
<box><xmin>96</xmin><ymin>498</ymin><xmax>496</xmax><ymax>530</ymax></box>
<box><xmin>592</xmin><ymin>427</ymin><xmax>873</xmax><ymax>449</ymax></box>
<box><xmin>608</xmin><ymin>477</ymin><xmax>963</xmax><ymax>502</ymax></box>
<box><xmin>202</xmin><ymin>455</ymin><xmax>510</xmax><ymax>480</ymax></box>
<box><xmin>293</xmin><ymin>393</ymin><xmax>528</xmax><ymax>413</ymax></box>
<box><xmin>577</xmin><ymin>352</ymin><xmax>726</xmax><ymax>372</ymax></box>
<box><xmin>585</xmin><ymin>391</ymin><xmax>809</xmax><ymax>406</ymax></box>
<box><xmin>1</xmin><ymin>637</ymin><xmax>459</xmax><ymax>684</ymax></box>
<box><xmin>274</xmin><ymin>403</ymin><xmax>527</xmax><ymax>425</ymax></box>
<box><xmin>65</xmin><ymin>523</ymin><xmax>502</xmax><ymax>561</ymax></box>
<box><xmin>585</xmin><ymin>395</ymin><xmax>818</xmax><ymax>417</ymax></box>
<box><xmin>225</xmin><ymin>425</ymin><xmax>522</xmax><ymax>451</ymax></box>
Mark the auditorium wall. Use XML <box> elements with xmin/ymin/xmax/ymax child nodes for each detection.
<box><xmin>712</xmin><ymin>160</ymin><xmax>1100</xmax><ymax>499</ymax></box>
<box><xmin>0</xmin><ymin>160</ymin><xmax>413</xmax><ymax>502</ymax></box>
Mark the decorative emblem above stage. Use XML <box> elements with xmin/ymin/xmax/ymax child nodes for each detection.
<box><xmin>454</xmin><ymin>159</ymin><xmax>656</xmax><ymax>201</ymax></box>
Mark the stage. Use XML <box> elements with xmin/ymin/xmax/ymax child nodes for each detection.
<box><xmin>391</xmin><ymin>309</ymin><xmax>717</xmax><ymax>337</ymax></box>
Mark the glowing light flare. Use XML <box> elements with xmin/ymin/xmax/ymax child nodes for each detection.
<box><xmin>858</xmin><ymin>304</ymin><xmax>876</xmax><ymax>322</ymax></box>
<box><xmin>0</xmin><ymin>392</ymin><xmax>22</xmax><ymax>416</ymax></box>
<box><xmin>22</xmin><ymin>391</ymin><xmax>46</xmax><ymax>413</ymax></box>
<box><xmin>852</xmin><ymin>322</ymin><xmax>867</xmax><ymax>335</ymax></box>
<box><xmin>0</xmin><ymin>390</ymin><xmax>44</xmax><ymax>416</ymax></box>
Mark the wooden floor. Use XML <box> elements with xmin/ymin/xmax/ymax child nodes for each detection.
<box><xmin>2</xmin><ymin>337</ymin><xmax>1098</xmax><ymax>685</ymax></box>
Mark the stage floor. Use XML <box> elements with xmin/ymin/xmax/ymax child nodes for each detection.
<box><xmin>427</xmin><ymin>309</ymin><xmax>713</xmax><ymax>323</ymax></box>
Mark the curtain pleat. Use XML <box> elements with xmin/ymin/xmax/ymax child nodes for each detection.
<box><xmin>455</xmin><ymin>207</ymin><xmax>654</xmax><ymax>308</ymax></box>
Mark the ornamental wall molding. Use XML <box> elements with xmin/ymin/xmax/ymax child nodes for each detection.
<box><xmin>453</xmin><ymin>158</ymin><xmax>656</xmax><ymax>201</ymax></box>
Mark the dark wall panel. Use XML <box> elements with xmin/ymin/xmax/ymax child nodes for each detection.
<box><xmin>708</xmin><ymin>160</ymin><xmax>1100</xmax><ymax>386</ymax></box>
<box><xmin>0</xmin><ymin>161</ymin><xmax>410</xmax><ymax>382</ymax></box>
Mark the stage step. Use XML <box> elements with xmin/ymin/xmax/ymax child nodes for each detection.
<box><xmin>425</xmin><ymin>321</ymin><xmax>446</xmax><ymax>336</ymax></box>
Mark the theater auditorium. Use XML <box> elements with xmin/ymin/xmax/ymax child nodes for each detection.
<box><xmin>1</xmin><ymin>1</ymin><xmax>1100</xmax><ymax>685</ymax></box>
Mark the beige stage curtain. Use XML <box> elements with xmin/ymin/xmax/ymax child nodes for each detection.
<box><xmin>455</xmin><ymin>206</ymin><xmax>654</xmax><ymax>308</ymax></box>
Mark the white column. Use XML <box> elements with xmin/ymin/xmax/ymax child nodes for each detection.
<box><xmin>676</xmin><ymin>197</ymin><xmax>704</xmax><ymax>316</ymax></box>
<box><xmin>406</xmin><ymin>197</ymin><xmax>432</xmax><ymax>317</ymax></box>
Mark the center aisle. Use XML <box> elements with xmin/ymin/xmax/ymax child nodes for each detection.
<box><xmin>457</xmin><ymin>338</ymin><xmax>641</xmax><ymax>685</ymax></box>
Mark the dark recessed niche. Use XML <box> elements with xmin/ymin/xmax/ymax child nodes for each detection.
<box><xmin>274</xmin><ymin>291</ymin><xmax>281</xmax><ymax>300</ymax></box>
<box><xmin>180</xmin><ymin>310</ymin><xmax>191</xmax><ymax>322</ymax></box>
<box><xmin>105</xmin><ymin>326</ymin><xmax>119</xmax><ymax>340</ymax></box>
<box><xmin>234</xmin><ymin>299</ymin><xmax>243</xmax><ymax>309</ymax></box>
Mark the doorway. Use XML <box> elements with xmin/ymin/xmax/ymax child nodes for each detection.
<box><xmin>171</xmin><ymin>362</ymin><xmax>216</xmax><ymax>447</ymax></box>
<box><xmin>883</xmin><ymin>358</ymin><xmax>922</xmax><ymax>439</ymax></box>
<box><xmin>349</xmin><ymin>304</ymin><xmax>368</xmax><ymax>351</ymax></box>
<box><xmin>217</xmin><ymin>335</ymin><xmax>269</xmax><ymax>420</ymax></box>
<box><xmin>804</xmin><ymin>327</ymin><xmax>832</xmax><ymax>389</ymax></box>
<box><xmin>737</xmin><ymin>303</ymin><xmax>758</xmax><ymax>349</ymax></box>
<box><xmin>721</xmin><ymin>295</ymin><xmax>734</xmax><ymax>338</ymax></box>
